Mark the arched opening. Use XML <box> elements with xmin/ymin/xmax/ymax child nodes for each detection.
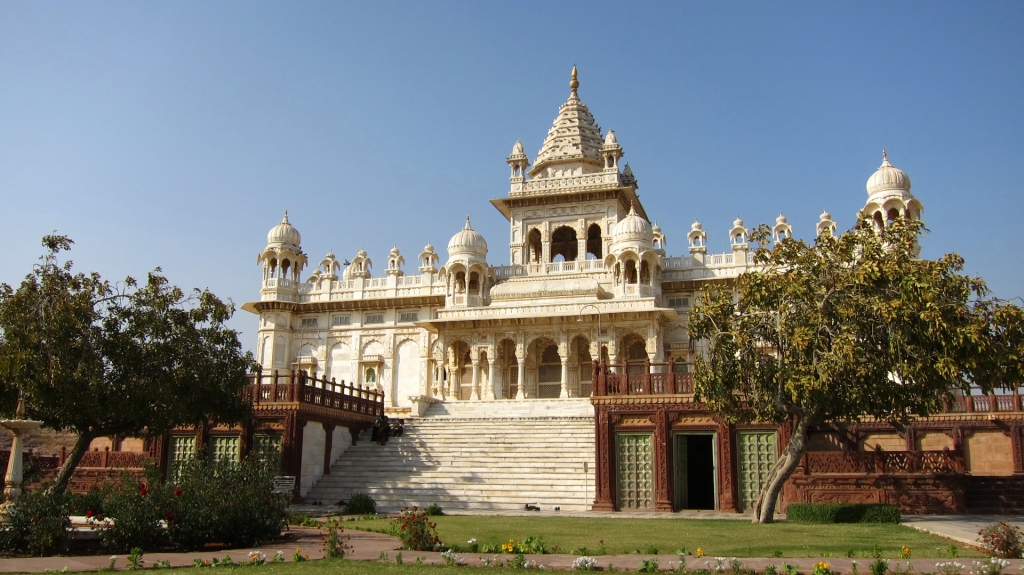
<box><xmin>364</xmin><ymin>367</ymin><xmax>376</xmax><ymax>384</ymax></box>
<box><xmin>572</xmin><ymin>336</ymin><xmax>593</xmax><ymax>397</ymax></box>
<box><xmin>468</xmin><ymin>271</ymin><xmax>479</xmax><ymax>293</ymax></box>
<box><xmin>528</xmin><ymin>229</ymin><xmax>542</xmax><ymax>263</ymax></box>
<box><xmin>624</xmin><ymin>260</ymin><xmax>638</xmax><ymax>284</ymax></box>
<box><xmin>873</xmin><ymin>211</ymin><xmax>885</xmax><ymax>231</ymax></box>
<box><xmin>614</xmin><ymin>262</ymin><xmax>621</xmax><ymax>284</ymax></box>
<box><xmin>455</xmin><ymin>342</ymin><xmax>472</xmax><ymax>401</ymax></box>
<box><xmin>550</xmin><ymin>226</ymin><xmax>578</xmax><ymax>262</ymax></box>
<box><xmin>281</xmin><ymin>259</ymin><xmax>291</xmax><ymax>278</ymax></box>
<box><xmin>455</xmin><ymin>271</ymin><xmax>466</xmax><ymax>292</ymax></box>
<box><xmin>587</xmin><ymin>223</ymin><xmax>602</xmax><ymax>260</ymax></box>
<box><xmin>537</xmin><ymin>344</ymin><xmax>562</xmax><ymax>399</ymax></box>
<box><xmin>886</xmin><ymin>207</ymin><xmax>900</xmax><ymax>224</ymax></box>
<box><xmin>622</xmin><ymin>335</ymin><xmax>648</xmax><ymax>379</ymax></box>
<box><xmin>268</xmin><ymin>258</ymin><xmax>278</xmax><ymax>278</ymax></box>
<box><xmin>640</xmin><ymin>260</ymin><xmax>651</xmax><ymax>285</ymax></box>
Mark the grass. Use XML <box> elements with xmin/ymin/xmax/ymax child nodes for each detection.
<box><xmin>151</xmin><ymin>561</ymin><xmax>462</xmax><ymax>575</ymax></box>
<box><xmin>343</xmin><ymin>515</ymin><xmax>984</xmax><ymax>558</ymax></box>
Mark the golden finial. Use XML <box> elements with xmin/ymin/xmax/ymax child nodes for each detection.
<box><xmin>570</xmin><ymin>65</ymin><xmax>579</xmax><ymax>95</ymax></box>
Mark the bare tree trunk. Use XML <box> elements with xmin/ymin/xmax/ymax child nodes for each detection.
<box><xmin>751</xmin><ymin>414</ymin><xmax>814</xmax><ymax>524</ymax></box>
<box><xmin>48</xmin><ymin>430</ymin><xmax>94</xmax><ymax>494</ymax></box>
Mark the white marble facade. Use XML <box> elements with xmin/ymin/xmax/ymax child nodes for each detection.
<box><xmin>242</xmin><ymin>67</ymin><xmax>921</xmax><ymax>412</ymax></box>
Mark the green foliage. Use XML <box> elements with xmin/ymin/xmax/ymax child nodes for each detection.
<box><xmin>100</xmin><ymin>470</ymin><xmax>167</xmax><ymax>552</ymax></box>
<box><xmin>978</xmin><ymin>520</ymin><xmax>1024</xmax><ymax>558</ymax></box>
<box><xmin>425</xmin><ymin>503</ymin><xmax>444</xmax><ymax>516</ymax></box>
<box><xmin>394</xmin><ymin>507</ymin><xmax>441</xmax><ymax>551</ymax></box>
<box><xmin>0</xmin><ymin>235</ymin><xmax>255</xmax><ymax>492</ymax></box>
<box><xmin>163</xmin><ymin>456</ymin><xmax>288</xmax><ymax>550</ymax></box>
<box><xmin>690</xmin><ymin>218</ymin><xmax>1024</xmax><ymax>522</ymax></box>
<box><xmin>345</xmin><ymin>492</ymin><xmax>376</xmax><ymax>515</ymax></box>
<box><xmin>639</xmin><ymin>558</ymin><xmax>660</xmax><ymax>573</ymax></box>
<box><xmin>320</xmin><ymin>519</ymin><xmax>352</xmax><ymax>559</ymax></box>
<box><xmin>786</xmin><ymin>503</ymin><xmax>900</xmax><ymax>524</ymax></box>
<box><xmin>0</xmin><ymin>489</ymin><xmax>72</xmax><ymax>556</ymax></box>
<box><xmin>871</xmin><ymin>558</ymin><xmax>890</xmax><ymax>575</ymax></box>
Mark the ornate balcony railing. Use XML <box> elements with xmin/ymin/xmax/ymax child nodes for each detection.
<box><xmin>592</xmin><ymin>359</ymin><xmax>695</xmax><ymax>396</ymax></box>
<box><xmin>245</xmin><ymin>370</ymin><xmax>384</xmax><ymax>418</ymax></box>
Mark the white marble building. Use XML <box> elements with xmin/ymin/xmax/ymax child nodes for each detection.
<box><xmin>242</xmin><ymin>67</ymin><xmax>921</xmax><ymax>415</ymax></box>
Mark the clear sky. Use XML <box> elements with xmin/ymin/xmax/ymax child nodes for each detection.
<box><xmin>2</xmin><ymin>1</ymin><xmax>1022</xmax><ymax>351</ymax></box>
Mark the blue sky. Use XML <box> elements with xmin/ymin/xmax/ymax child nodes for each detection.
<box><xmin>2</xmin><ymin>2</ymin><xmax>1022</xmax><ymax>351</ymax></box>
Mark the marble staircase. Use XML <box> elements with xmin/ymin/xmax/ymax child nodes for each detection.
<box><xmin>304</xmin><ymin>399</ymin><xmax>596</xmax><ymax>512</ymax></box>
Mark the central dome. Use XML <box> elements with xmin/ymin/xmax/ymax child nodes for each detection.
<box><xmin>447</xmin><ymin>216</ymin><xmax>488</xmax><ymax>258</ymax></box>
<box><xmin>529</xmin><ymin>67</ymin><xmax>605</xmax><ymax>177</ymax></box>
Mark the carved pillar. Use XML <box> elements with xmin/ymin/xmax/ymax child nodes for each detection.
<box><xmin>560</xmin><ymin>357</ymin><xmax>570</xmax><ymax>399</ymax></box>
<box><xmin>1012</xmin><ymin>424</ymin><xmax>1024</xmax><ymax>474</ymax></box>
<box><xmin>718</xmin><ymin>421</ymin><xmax>737</xmax><ymax>512</ymax></box>
<box><xmin>654</xmin><ymin>409</ymin><xmax>673</xmax><ymax>511</ymax></box>
<box><xmin>280</xmin><ymin>414</ymin><xmax>305</xmax><ymax>501</ymax></box>
<box><xmin>487</xmin><ymin>357</ymin><xmax>498</xmax><ymax>400</ymax></box>
<box><xmin>516</xmin><ymin>357</ymin><xmax>526</xmax><ymax>400</ymax></box>
<box><xmin>322</xmin><ymin>422</ymin><xmax>335</xmax><ymax>476</ymax></box>
<box><xmin>471</xmin><ymin>358</ymin><xmax>480</xmax><ymax>401</ymax></box>
<box><xmin>592</xmin><ymin>408</ymin><xmax>615</xmax><ymax>511</ymax></box>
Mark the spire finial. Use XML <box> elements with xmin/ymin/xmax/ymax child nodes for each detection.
<box><xmin>881</xmin><ymin>149</ymin><xmax>891</xmax><ymax>167</ymax></box>
<box><xmin>282</xmin><ymin>210</ymin><xmax>289</xmax><ymax>224</ymax></box>
<box><xmin>465</xmin><ymin>215</ymin><xmax>472</xmax><ymax>229</ymax></box>
<box><xmin>570</xmin><ymin>65</ymin><xmax>579</xmax><ymax>96</ymax></box>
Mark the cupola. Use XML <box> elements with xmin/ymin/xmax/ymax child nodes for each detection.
<box><xmin>817</xmin><ymin>210</ymin><xmax>837</xmax><ymax>237</ymax></box>
<box><xmin>773</xmin><ymin>213</ymin><xmax>793</xmax><ymax>241</ymax></box>
<box><xmin>688</xmin><ymin>220</ymin><xmax>707</xmax><ymax>253</ymax></box>
<box><xmin>612</xmin><ymin>204</ymin><xmax>654</xmax><ymax>248</ymax></box>
<box><xmin>867</xmin><ymin>150</ymin><xmax>911</xmax><ymax>195</ymax></box>
<box><xmin>267</xmin><ymin>211</ymin><xmax>301</xmax><ymax>250</ymax></box>
<box><xmin>447</xmin><ymin>216</ymin><xmax>488</xmax><ymax>258</ymax></box>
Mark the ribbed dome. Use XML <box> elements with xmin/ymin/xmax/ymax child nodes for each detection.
<box><xmin>267</xmin><ymin>211</ymin><xmax>301</xmax><ymax>248</ymax></box>
<box><xmin>447</xmin><ymin>216</ymin><xmax>488</xmax><ymax>257</ymax></box>
<box><xmin>867</xmin><ymin>150</ymin><xmax>911</xmax><ymax>195</ymax></box>
<box><xmin>613</xmin><ymin>205</ymin><xmax>654</xmax><ymax>246</ymax></box>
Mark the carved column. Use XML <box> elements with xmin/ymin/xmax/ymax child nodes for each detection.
<box><xmin>487</xmin><ymin>356</ymin><xmax>498</xmax><ymax>400</ymax></box>
<box><xmin>1012</xmin><ymin>424</ymin><xmax>1024</xmax><ymax>474</ymax></box>
<box><xmin>592</xmin><ymin>408</ymin><xmax>616</xmax><ymax>511</ymax></box>
<box><xmin>470</xmin><ymin>357</ymin><xmax>481</xmax><ymax>401</ymax></box>
<box><xmin>718</xmin><ymin>421</ymin><xmax>737</xmax><ymax>512</ymax></box>
<box><xmin>654</xmin><ymin>409</ymin><xmax>673</xmax><ymax>511</ymax></box>
<box><xmin>516</xmin><ymin>357</ymin><xmax>527</xmax><ymax>400</ymax></box>
<box><xmin>560</xmin><ymin>357</ymin><xmax>570</xmax><ymax>399</ymax></box>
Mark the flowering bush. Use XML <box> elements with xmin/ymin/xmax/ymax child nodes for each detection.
<box><xmin>970</xmin><ymin>558</ymin><xmax>1012</xmax><ymax>575</ymax></box>
<box><xmin>0</xmin><ymin>489</ymin><xmax>72</xmax><ymax>556</ymax></box>
<box><xmin>100</xmin><ymin>470</ymin><xmax>168</xmax><ymax>552</ymax></box>
<box><xmin>900</xmin><ymin>546</ymin><xmax>912</xmax><ymax>559</ymax></box>
<box><xmin>979</xmin><ymin>521</ymin><xmax>1024</xmax><ymax>558</ymax></box>
<box><xmin>441</xmin><ymin>549</ymin><xmax>462</xmax><ymax>566</ymax></box>
<box><xmin>936</xmin><ymin>561</ymin><xmax>966</xmax><ymax>575</ymax></box>
<box><xmin>320</xmin><ymin>519</ymin><xmax>352</xmax><ymax>559</ymax></box>
<box><xmin>813</xmin><ymin>562</ymin><xmax>833</xmax><ymax>575</ymax></box>
<box><xmin>394</xmin><ymin>507</ymin><xmax>440</xmax><ymax>551</ymax></box>
<box><xmin>572</xmin><ymin>556</ymin><xmax>598</xmax><ymax>571</ymax></box>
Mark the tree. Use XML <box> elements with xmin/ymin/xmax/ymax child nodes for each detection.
<box><xmin>689</xmin><ymin>217</ymin><xmax>1024</xmax><ymax>524</ymax></box>
<box><xmin>0</xmin><ymin>236</ymin><xmax>255</xmax><ymax>493</ymax></box>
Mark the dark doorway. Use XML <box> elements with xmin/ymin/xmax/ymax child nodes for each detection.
<box><xmin>673</xmin><ymin>433</ymin><xmax>716</xmax><ymax>510</ymax></box>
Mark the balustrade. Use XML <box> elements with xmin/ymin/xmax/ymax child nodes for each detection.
<box><xmin>592</xmin><ymin>359</ymin><xmax>694</xmax><ymax>397</ymax></box>
<box><xmin>803</xmin><ymin>448</ymin><xmax>963</xmax><ymax>475</ymax></box>
<box><xmin>245</xmin><ymin>370</ymin><xmax>385</xmax><ymax>417</ymax></box>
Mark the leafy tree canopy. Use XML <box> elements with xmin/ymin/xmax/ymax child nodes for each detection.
<box><xmin>690</xmin><ymin>218</ymin><xmax>1024</xmax><ymax>523</ymax></box>
<box><xmin>0</xmin><ymin>236</ymin><xmax>255</xmax><ymax>492</ymax></box>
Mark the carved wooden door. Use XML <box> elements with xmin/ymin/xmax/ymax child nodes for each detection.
<box><xmin>616</xmin><ymin>433</ymin><xmax>654</xmax><ymax>510</ymax></box>
<box><xmin>737</xmin><ymin>431</ymin><xmax>777</xmax><ymax>512</ymax></box>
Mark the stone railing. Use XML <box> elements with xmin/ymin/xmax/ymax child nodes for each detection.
<box><xmin>945</xmin><ymin>388</ymin><xmax>1023</xmax><ymax>413</ymax></box>
<box><xmin>245</xmin><ymin>370</ymin><xmax>384</xmax><ymax>417</ymax></box>
<box><xmin>592</xmin><ymin>359</ymin><xmax>695</xmax><ymax>396</ymax></box>
<box><xmin>803</xmin><ymin>448</ymin><xmax>963</xmax><ymax>475</ymax></box>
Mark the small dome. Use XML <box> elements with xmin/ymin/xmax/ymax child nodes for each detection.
<box><xmin>776</xmin><ymin>213</ymin><xmax>788</xmax><ymax>225</ymax></box>
<box><xmin>423</xmin><ymin>242</ymin><xmax>435</xmax><ymax>253</ymax></box>
<box><xmin>357</xmin><ymin>248</ymin><xmax>367</xmax><ymax>258</ymax></box>
<box><xmin>691</xmin><ymin>220</ymin><xmax>704</xmax><ymax>232</ymax></box>
<box><xmin>511</xmin><ymin>140</ymin><xmax>525</xmax><ymax>156</ymax></box>
<box><xmin>613</xmin><ymin>204</ymin><xmax>654</xmax><ymax>246</ymax></box>
<box><xmin>820</xmin><ymin>210</ymin><xmax>833</xmax><ymax>222</ymax></box>
<box><xmin>867</xmin><ymin>150</ymin><xmax>911</xmax><ymax>195</ymax></box>
<box><xmin>267</xmin><ymin>211</ymin><xmax>301</xmax><ymax>248</ymax></box>
<box><xmin>652</xmin><ymin>221</ymin><xmax>662</xmax><ymax>235</ymax></box>
<box><xmin>604</xmin><ymin>130</ymin><xmax>619</xmax><ymax>147</ymax></box>
<box><xmin>447</xmin><ymin>216</ymin><xmax>488</xmax><ymax>257</ymax></box>
<box><xmin>733</xmin><ymin>217</ymin><xmax>745</xmax><ymax>229</ymax></box>
<box><xmin>390</xmin><ymin>245</ymin><xmax>401</xmax><ymax>257</ymax></box>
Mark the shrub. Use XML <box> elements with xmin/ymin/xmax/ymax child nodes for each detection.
<box><xmin>394</xmin><ymin>507</ymin><xmax>440</xmax><ymax>551</ymax></box>
<box><xmin>573</xmin><ymin>556</ymin><xmax>598</xmax><ymax>571</ymax></box>
<box><xmin>425</xmin><ymin>503</ymin><xmax>444</xmax><ymax>516</ymax></box>
<box><xmin>978</xmin><ymin>520</ymin><xmax>1024</xmax><ymax>558</ymax></box>
<box><xmin>100</xmin><ymin>470</ymin><xmax>167</xmax><ymax>552</ymax></box>
<box><xmin>0</xmin><ymin>489</ymin><xmax>72</xmax><ymax>556</ymax></box>
<box><xmin>786</xmin><ymin>503</ymin><xmax>901</xmax><ymax>524</ymax></box>
<box><xmin>164</xmin><ymin>456</ymin><xmax>288</xmax><ymax>550</ymax></box>
<box><xmin>345</xmin><ymin>492</ymin><xmax>376</xmax><ymax>515</ymax></box>
<box><xmin>639</xmin><ymin>558</ymin><xmax>660</xmax><ymax>573</ymax></box>
<box><xmin>320</xmin><ymin>519</ymin><xmax>352</xmax><ymax>559</ymax></box>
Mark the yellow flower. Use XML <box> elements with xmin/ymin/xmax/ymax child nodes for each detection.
<box><xmin>696</xmin><ymin>548</ymin><xmax>704</xmax><ymax>557</ymax></box>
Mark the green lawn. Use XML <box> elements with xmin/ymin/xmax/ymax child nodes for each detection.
<box><xmin>342</xmin><ymin>516</ymin><xmax>982</xmax><ymax>558</ymax></box>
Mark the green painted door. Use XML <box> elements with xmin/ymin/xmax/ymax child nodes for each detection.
<box><xmin>616</xmin><ymin>433</ymin><xmax>654</xmax><ymax>510</ymax></box>
<box><xmin>673</xmin><ymin>434</ymin><xmax>688</xmax><ymax>509</ymax></box>
<box><xmin>737</xmin><ymin>431</ymin><xmax>777</xmax><ymax>512</ymax></box>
